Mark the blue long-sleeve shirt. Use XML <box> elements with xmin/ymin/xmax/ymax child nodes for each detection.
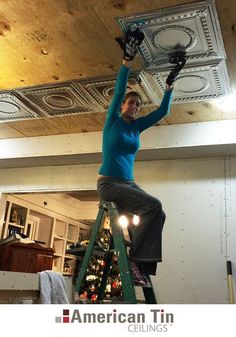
<box><xmin>99</xmin><ymin>64</ymin><xmax>173</xmax><ymax>181</ymax></box>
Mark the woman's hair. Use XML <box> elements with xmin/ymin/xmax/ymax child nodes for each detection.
<box><xmin>123</xmin><ymin>91</ymin><xmax>142</xmax><ymax>105</ymax></box>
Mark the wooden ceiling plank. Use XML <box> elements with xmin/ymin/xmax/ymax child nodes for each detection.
<box><xmin>0</xmin><ymin>124</ymin><xmax>25</xmax><ymax>140</ymax></box>
<box><xmin>5</xmin><ymin>113</ymin><xmax>106</xmax><ymax>137</ymax></box>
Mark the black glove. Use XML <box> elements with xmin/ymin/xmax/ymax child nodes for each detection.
<box><xmin>166</xmin><ymin>58</ymin><xmax>186</xmax><ymax>86</ymax></box>
<box><xmin>115</xmin><ymin>25</ymin><xmax>144</xmax><ymax>61</ymax></box>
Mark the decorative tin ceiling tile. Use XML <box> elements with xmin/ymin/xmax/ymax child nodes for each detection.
<box><xmin>78</xmin><ymin>72</ymin><xmax>159</xmax><ymax>111</ymax></box>
<box><xmin>116</xmin><ymin>0</ymin><xmax>226</xmax><ymax>69</ymax></box>
<box><xmin>0</xmin><ymin>91</ymin><xmax>41</xmax><ymax>122</ymax></box>
<box><xmin>139</xmin><ymin>59</ymin><xmax>230</xmax><ymax>103</ymax></box>
<box><xmin>18</xmin><ymin>81</ymin><xmax>98</xmax><ymax>117</ymax></box>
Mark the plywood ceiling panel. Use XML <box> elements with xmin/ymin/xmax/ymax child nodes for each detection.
<box><xmin>0</xmin><ymin>0</ymin><xmax>235</xmax><ymax>139</ymax></box>
<box><xmin>0</xmin><ymin>113</ymin><xmax>106</xmax><ymax>138</ymax></box>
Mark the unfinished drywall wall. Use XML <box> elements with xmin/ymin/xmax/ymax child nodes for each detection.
<box><xmin>135</xmin><ymin>158</ymin><xmax>229</xmax><ymax>303</ymax></box>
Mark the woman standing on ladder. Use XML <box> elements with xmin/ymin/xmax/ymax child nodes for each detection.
<box><xmin>97</xmin><ymin>26</ymin><xmax>185</xmax><ymax>286</ymax></box>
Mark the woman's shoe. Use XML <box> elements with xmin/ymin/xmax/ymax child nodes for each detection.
<box><xmin>129</xmin><ymin>261</ymin><xmax>148</xmax><ymax>286</ymax></box>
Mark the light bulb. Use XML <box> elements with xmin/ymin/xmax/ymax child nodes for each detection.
<box><xmin>118</xmin><ymin>215</ymin><xmax>129</xmax><ymax>228</ymax></box>
<box><xmin>132</xmin><ymin>214</ymin><xmax>140</xmax><ymax>225</ymax></box>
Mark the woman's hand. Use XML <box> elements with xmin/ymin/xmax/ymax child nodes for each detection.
<box><xmin>166</xmin><ymin>57</ymin><xmax>186</xmax><ymax>86</ymax></box>
<box><xmin>122</xmin><ymin>58</ymin><xmax>132</xmax><ymax>68</ymax></box>
<box><xmin>165</xmin><ymin>83</ymin><xmax>173</xmax><ymax>91</ymax></box>
<box><xmin>116</xmin><ymin>25</ymin><xmax>144</xmax><ymax>61</ymax></box>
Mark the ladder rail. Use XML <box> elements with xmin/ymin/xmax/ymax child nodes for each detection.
<box><xmin>108</xmin><ymin>204</ymin><xmax>137</xmax><ymax>304</ymax></box>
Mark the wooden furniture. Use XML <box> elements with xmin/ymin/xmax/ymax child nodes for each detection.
<box><xmin>0</xmin><ymin>242</ymin><xmax>54</xmax><ymax>273</ymax></box>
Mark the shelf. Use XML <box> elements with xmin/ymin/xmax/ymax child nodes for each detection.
<box><xmin>53</xmin><ymin>235</ymin><xmax>65</xmax><ymax>241</ymax></box>
<box><xmin>65</xmin><ymin>254</ymin><xmax>75</xmax><ymax>260</ymax></box>
<box><xmin>66</xmin><ymin>238</ymin><xmax>75</xmax><ymax>243</ymax></box>
<box><xmin>8</xmin><ymin>222</ymin><xmax>24</xmax><ymax>229</ymax></box>
<box><xmin>53</xmin><ymin>253</ymin><xmax>64</xmax><ymax>258</ymax></box>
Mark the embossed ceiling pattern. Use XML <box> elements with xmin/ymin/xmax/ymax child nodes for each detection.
<box><xmin>116</xmin><ymin>0</ymin><xmax>230</xmax><ymax>104</ymax></box>
<box><xmin>0</xmin><ymin>72</ymin><xmax>159</xmax><ymax>122</ymax></box>
<box><xmin>0</xmin><ymin>92</ymin><xmax>39</xmax><ymax>121</ymax></box>
<box><xmin>139</xmin><ymin>59</ymin><xmax>230</xmax><ymax>103</ymax></box>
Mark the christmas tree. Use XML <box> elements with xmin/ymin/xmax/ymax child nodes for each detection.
<box><xmin>74</xmin><ymin>218</ymin><xmax>123</xmax><ymax>302</ymax></box>
<box><xmin>79</xmin><ymin>252</ymin><xmax>122</xmax><ymax>302</ymax></box>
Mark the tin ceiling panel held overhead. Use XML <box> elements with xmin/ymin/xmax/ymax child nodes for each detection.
<box><xmin>116</xmin><ymin>0</ymin><xmax>230</xmax><ymax>103</ymax></box>
<box><xmin>139</xmin><ymin>59</ymin><xmax>230</xmax><ymax>104</ymax></box>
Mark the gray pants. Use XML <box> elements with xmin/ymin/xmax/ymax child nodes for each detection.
<box><xmin>97</xmin><ymin>177</ymin><xmax>166</xmax><ymax>275</ymax></box>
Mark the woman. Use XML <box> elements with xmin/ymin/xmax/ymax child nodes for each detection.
<box><xmin>97</xmin><ymin>27</ymin><xmax>183</xmax><ymax>285</ymax></box>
